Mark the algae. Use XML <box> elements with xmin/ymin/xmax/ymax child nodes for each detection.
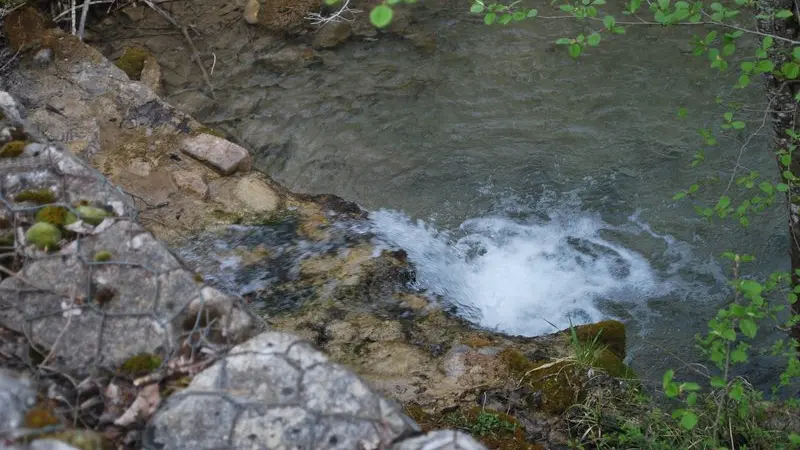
<box><xmin>0</xmin><ymin>140</ymin><xmax>26</xmax><ymax>157</ymax></box>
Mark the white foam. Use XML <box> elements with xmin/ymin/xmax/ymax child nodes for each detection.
<box><xmin>369</xmin><ymin>207</ymin><xmax>670</xmax><ymax>336</ymax></box>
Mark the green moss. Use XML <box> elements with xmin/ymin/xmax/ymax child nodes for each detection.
<box><xmin>15</xmin><ymin>189</ymin><xmax>56</xmax><ymax>204</ymax></box>
<box><xmin>76</xmin><ymin>205</ymin><xmax>110</xmax><ymax>225</ymax></box>
<box><xmin>93</xmin><ymin>250</ymin><xmax>112</xmax><ymax>262</ymax></box>
<box><xmin>25</xmin><ymin>222</ymin><xmax>61</xmax><ymax>250</ymax></box>
<box><xmin>114</xmin><ymin>47</ymin><xmax>150</xmax><ymax>80</ymax></box>
<box><xmin>572</xmin><ymin>320</ymin><xmax>627</xmax><ymax>359</ymax></box>
<box><xmin>193</xmin><ymin>272</ymin><xmax>204</xmax><ymax>283</ymax></box>
<box><xmin>23</xmin><ymin>402</ymin><xmax>60</xmax><ymax>429</ymax></box>
<box><xmin>0</xmin><ymin>231</ymin><xmax>13</xmax><ymax>247</ymax></box>
<box><xmin>0</xmin><ymin>140</ymin><xmax>26</xmax><ymax>158</ymax></box>
<box><xmin>120</xmin><ymin>352</ymin><xmax>162</xmax><ymax>376</ymax></box>
<box><xmin>35</xmin><ymin>206</ymin><xmax>77</xmax><ymax>226</ymax></box>
<box><xmin>593</xmin><ymin>348</ymin><xmax>637</xmax><ymax>379</ymax></box>
<box><xmin>500</xmin><ymin>348</ymin><xmax>584</xmax><ymax>415</ymax></box>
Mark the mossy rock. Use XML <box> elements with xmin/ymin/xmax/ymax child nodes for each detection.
<box><xmin>115</xmin><ymin>47</ymin><xmax>150</xmax><ymax>80</ymax></box>
<box><xmin>14</xmin><ymin>189</ymin><xmax>56</xmax><ymax>204</ymax></box>
<box><xmin>75</xmin><ymin>205</ymin><xmax>111</xmax><ymax>225</ymax></box>
<box><xmin>3</xmin><ymin>7</ymin><xmax>48</xmax><ymax>52</ymax></box>
<box><xmin>0</xmin><ymin>140</ymin><xmax>27</xmax><ymax>157</ymax></box>
<box><xmin>120</xmin><ymin>352</ymin><xmax>162</xmax><ymax>376</ymax></box>
<box><xmin>93</xmin><ymin>250</ymin><xmax>113</xmax><ymax>262</ymax></box>
<box><xmin>35</xmin><ymin>206</ymin><xmax>77</xmax><ymax>227</ymax></box>
<box><xmin>25</xmin><ymin>222</ymin><xmax>61</xmax><ymax>250</ymax></box>
<box><xmin>500</xmin><ymin>348</ymin><xmax>585</xmax><ymax>415</ymax></box>
<box><xmin>592</xmin><ymin>348</ymin><xmax>636</xmax><ymax>379</ymax></box>
<box><xmin>571</xmin><ymin>320</ymin><xmax>627</xmax><ymax>359</ymax></box>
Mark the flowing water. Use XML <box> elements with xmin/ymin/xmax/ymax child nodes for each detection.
<box><xmin>163</xmin><ymin>3</ymin><xmax>789</xmax><ymax>383</ymax></box>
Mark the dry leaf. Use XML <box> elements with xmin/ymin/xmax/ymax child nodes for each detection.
<box><xmin>113</xmin><ymin>384</ymin><xmax>161</xmax><ymax>427</ymax></box>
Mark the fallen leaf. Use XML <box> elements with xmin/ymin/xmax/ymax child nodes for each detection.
<box><xmin>113</xmin><ymin>384</ymin><xmax>160</xmax><ymax>427</ymax></box>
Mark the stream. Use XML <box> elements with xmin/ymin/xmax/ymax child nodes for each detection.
<box><xmin>145</xmin><ymin>1</ymin><xmax>788</xmax><ymax>384</ymax></box>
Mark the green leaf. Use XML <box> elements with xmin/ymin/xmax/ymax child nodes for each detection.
<box><xmin>729</xmin><ymin>383</ymin><xmax>744</xmax><ymax>401</ymax></box>
<box><xmin>682</xmin><ymin>382</ymin><xmax>701</xmax><ymax>391</ymax></box>
<box><xmin>759</xmin><ymin>181</ymin><xmax>774</xmax><ymax>194</ymax></box>
<box><xmin>568</xmin><ymin>43</ymin><xmax>582</xmax><ymax>58</ymax></box>
<box><xmin>732</xmin><ymin>121</ymin><xmax>745</xmax><ymax>130</ymax></box>
<box><xmin>716</xmin><ymin>196</ymin><xmax>731</xmax><ymax>209</ymax></box>
<box><xmin>370</xmin><ymin>4</ymin><xmax>394</xmax><ymax>28</ymax></box>
<box><xmin>737</xmin><ymin>74</ymin><xmax>750</xmax><ymax>88</ymax></box>
<box><xmin>470</xmin><ymin>2</ymin><xmax>485</xmax><ymax>13</ymax></box>
<box><xmin>756</xmin><ymin>59</ymin><xmax>775</xmax><ymax>72</ymax></box>
<box><xmin>722</xmin><ymin>327</ymin><xmax>736</xmax><ymax>340</ymax></box>
<box><xmin>513</xmin><ymin>11</ymin><xmax>525</xmax><ymax>20</ymax></box>
<box><xmin>776</xmin><ymin>183</ymin><xmax>789</xmax><ymax>192</ymax></box>
<box><xmin>587</xmin><ymin>33</ymin><xmax>601</xmax><ymax>46</ymax></box>
<box><xmin>711</xmin><ymin>376</ymin><xmax>727</xmax><ymax>388</ymax></box>
<box><xmin>783</xmin><ymin>62</ymin><xmax>800</xmax><ymax>79</ymax></box>
<box><xmin>555</xmin><ymin>38</ymin><xmax>572</xmax><ymax>45</ymax></box>
<box><xmin>763</xmin><ymin>36</ymin><xmax>774</xmax><ymax>49</ymax></box>
<box><xmin>484</xmin><ymin>12</ymin><xmax>496</xmax><ymax>25</ymax></box>
<box><xmin>723</xmin><ymin>111</ymin><xmax>733</xmax><ymax>122</ymax></box>
<box><xmin>776</xmin><ymin>9</ymin><xmax>794</xmax><ymax>18</ymax></box>
<box><xmin>560</xmin><ymin>4</ymin><xmax>574</xmax><ymax>11</ymax></box>
<box><xmin>658</xmin><ymin>0</ymin><xmax>670</xmax><ymax>9</ymax></box>
<box><xmin>387</xmin><ymin>0</ymin><xmax>401</xmax><ymax>4</ymax></box>
<box><xmin>793</xmin><ymin>47</ymin><xmax>800</xmax><ymax>60</ymax></box>
<box><xmin>603</xmin><ymin>15</ymin><xmax>615</xmax><ymax>28</ymax></box>
<box><xmin>731</xmin><ymin>347</ymin><xmax>748</xmax><ymax>362</ymax></box>
<box><xmin>680</xmin><ymin>411</ymin><xmax>698</xmax><ymax>430</ymax></box>
<box><xmin>673</xmin><ymin>192</ymin><xmax>686</xmax><ymax>200</ymax></box>
<box><xmin>527</xmin><ymin>8</ymin><xmax>539</xmax><ymax>17</ymax></box>
<box><xmin>686</xmin><ymin>392</ymin><xmax>697</xmax><ymax>406</ymax></box>
<box><xmin>499</xmin><ymin>13</ymin><xmax>513</xmax><ymax>24</ymax></box>
<box><xmin>740</xmin><ymin>318</ymin><xmax>758</xmax><ymax>338</ymax></box>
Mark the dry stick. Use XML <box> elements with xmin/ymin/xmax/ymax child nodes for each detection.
<box><xmin>141</xmin><ymin>0</ymin><xmax>216</xmax><ymax>100</ymax></box>
<box><xmin>77</xmin><ymin>0</ymin><xmax>92</xmax><ymax>41</ymax></box>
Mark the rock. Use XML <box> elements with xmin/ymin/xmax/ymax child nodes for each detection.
<box><xmin>257</xmin><ymin>0</ymin><xmax>318</xmax><ymax>33</ymax></box>
<box><xmin>233</xmin><ymin>176</ymin><xmax>279</xmax><ymax>212</ymax></box>
<box><xmin>0</xmin><ymin>370</ymin><xmax>36</xmax><ymax>438</ymax></box>
<box><xmin>33</xmin><ymin>48</ymin><xmax>53</xmax><ymax>66</ymax></box>
<box><xmin>180</xmin><ymin>133</ymin><xmax>252</xmax><ymax>176</ymax></box>
<box><xmin>243</xmin><ymin>0</ymin><xmax>260</xmax><ymax>24</ymax></box>
<box><xmin>389</xmin><ymin>430</ymin><xmax>487</xmax><ymax>450</ymax></box>
<box><xmin>127</xmin><ymin>158</ymin><xmax>153</xmax><ymax>177</ymax></box>
<box><xmin>145</xmin><ymin>332</ymin><xmax>420</xmax><ymax>450</ymax></box>
<box><xmin>312</xmin><ymin>22</ymin><xmax>352</xmax><ymax>49</ymax></box>
<box><xmin>171</xmin><ymin>170</ymin><xmax>209</xmax><ymax>199</ymax></box>
<box><xmin>256</xmin><ymin>46</ymin><xmax>321</xmax><ymax>73</ymax></box>
<box><xmin>25</xmin><ymin>222</ymin><xmax>62</xmax><ymax>250</ymax></box>
<box><xmin>140</xmin><ymin>55</ymin><xmax>162</xmax><ymax>93</ymax></box>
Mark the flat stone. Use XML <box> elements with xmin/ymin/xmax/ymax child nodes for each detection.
<box><xmin>312</xmin><ymin>22</ymin><xmax>352</xmax><ymax>49</ymax></box>
<box><xmin>128</xmin><ymin>158</ymin><xmax>152</xmax><ymax>177</ymax></box>
<box><xmin>180</xmin><ymin>134</ymin><xmax>251</xmax><ymax>176</ymax></box>
<box><xmin>233</xmin><ymin>176</ymin><xmax>279</xmax><ymax>212</ymax></box>
<box><xmin>243</xmin><ymin>0</ymin><xmax>260</xmax><ymax>24</ymax></box>
<box><xmin>171</xmin><ymin>169</ymin><xmax>208</xmax><ymax>198</ymax></box>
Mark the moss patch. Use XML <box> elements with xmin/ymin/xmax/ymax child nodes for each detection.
<box><xmin>0</xmin><ymin>231</ymin><xmax>14</xmax><ymax>247</ymax></box>
<box><xmin>571</xmin><ymin>320</ymin><xmax>627</xmax><ymax>359</ymax></box>
<box><xmin>93</xmin><ymin>250</ymin><xmax>112</xmax><ymax>262</ymax></box>
<box><xmin>35</xmin><ymin>206</ymin><xmax>77</xmax><ymax>226</ymax></box>
<box><xmin>25</xmin><ymin>222</ymin><xmax>61</xmax><ymax>250</ymax></box>
<box><xmin>15</xmin><ymin>189</ymin><xmax>56</xmax><ymax>204</ymax></box>
<box><xmin>115</xmin><ymin>47</ymin><xmax>150</xmax><ymax>80</ymax></box>
<box><xmin>3</xmin><ymin>7</ymin><xmax>48</xmax><ymax>52</ymax></box>
<box><xmin>23</xmin><ymin>402</ymin><xmax>61</xmax><ymax>429</ymax></box>
<box><xmin>500</xmin><ymin>348</ymin><xmax>584</xmax><ymax>415</ymax></box>
<box><xmin>463</xmin><ymin>335</ymin><xmax>495</xmax><ymax>349</ymax></box>
<box><xmin>593</xmin><ymin>348</ymin><xmax>636</xmax><ymax>379</ymax></box>
<box><xmin>120</xmin><ymin>352</ymin><xmax>162</xmax><ymax>376</ymax></box>
<box><xmin>0</xmin><ymin>140</ymin><xmax>26</xmax><ymax>157</ymax></box>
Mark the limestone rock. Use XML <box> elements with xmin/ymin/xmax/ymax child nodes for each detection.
<box><xmin>312</xmin><ymin>22</ymin><xmax>352</xmax><ymax>49</ymax></box>
<box><xmin>0</xmin><ymin>370</ymin><xmax>35</xmax><ymax>438</ymax></box>
<box><xmin>171</xmin><ymin>170</ymin><xmax>209</xmax><ymax>199</ymax></box>
<box><xmin>390</xmin><ymin>431</ymin><xmax>487</xmax><ymax>450</ymax></box>
<box><xmin>243</xmin><ymin>0</ymin><xmax>260</xmax><ymax>24</ymax></box>
<box><xmin>233</xmin><ymin>176</ymin><xmax>279</xmax><ymax>212</ymax></box>
<box><xmin>180</xmin><ymin>134</ymin><xmax>252</xmax><ymax>175</ymax></box>
<box><xmin>145</xmin><ymin>332</ymin><xmax>420</xmax><ymax>450</ymax></box>
<box><xmin>127</xmin><ymin>158</ymin><xmax>153</xmax><ymax>177</ymax></box>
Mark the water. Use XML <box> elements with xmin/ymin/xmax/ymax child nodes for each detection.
<box><xmin>159</xmin><ymin>2</ymin><xmax>790</xmax><ymax>381</ymax></box>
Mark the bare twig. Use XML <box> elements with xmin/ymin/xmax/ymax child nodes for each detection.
<box><xmin>306</xmin><ymin>0</ymin><xmax>362</xmax><ymax>26</ymax></box>
<box><xmin>77</xmin><ymin>0</ymin><xmax>92</xmax><ymax>40</ymax></box>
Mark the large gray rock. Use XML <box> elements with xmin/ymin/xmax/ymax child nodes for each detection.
<box><xmin>0</xmin><ymin>370</ymin><xmax>35</xmax><ymax>440</ymax></box>
<box><xmin>180</xmin><ymin>134</ymin><xmax>252</xmax><ymax>176</ymax></box>
<box><xmin>145</xmin><ymin>332</ymin><xmax>420</xmax><ymax>450</ymax></box>
<box><xmin>390</xmin><ymin>431</ymin><xmax>487</xmax><ymax>450</ymax></box>
<box><xmin>0</xmin><ymin>95</ymin><xmax>259</xmax><ymax>375</ymax></box>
